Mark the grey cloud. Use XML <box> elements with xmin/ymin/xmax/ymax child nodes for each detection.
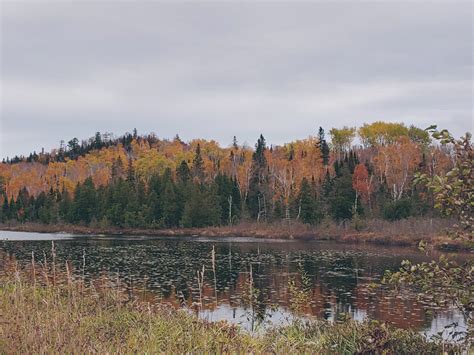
<box><xmin>1</xmin><ymin>1</ymin><xmax>472</xmax><ymax>158</ymax></box>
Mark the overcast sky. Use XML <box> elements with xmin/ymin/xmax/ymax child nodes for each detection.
<box><xmin>1</xmin><ymin>1</ymin><xmax>472</xmax><ymax>159</ymax></box>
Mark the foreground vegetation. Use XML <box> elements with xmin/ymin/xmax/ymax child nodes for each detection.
<box><xmin>384</xmin><ymin>128</ymin><xmax>473</xmax><ymax>349</ymax></box>
<box><xmin>0</xmin><ymin>261</ymin><xmax>458</xmax><ymax>354</ymax></box>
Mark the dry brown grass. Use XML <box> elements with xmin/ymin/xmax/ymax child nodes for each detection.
<box><xmin>0</xmin><ymin>254</ymin><xmax>454</xmax><ymax>354</ymax></box>
<box><xmin>1</xmin><ymin>217</ymin><xmax>469</xmax><ymax>251</ymax></box>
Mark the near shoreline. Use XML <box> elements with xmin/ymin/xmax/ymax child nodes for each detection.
<box><xmin>0</xmin><ymin>219</ymin><xmax>471</xmax><ymax>252</ymax></box>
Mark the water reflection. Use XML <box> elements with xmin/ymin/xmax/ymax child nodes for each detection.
<box><xmin>0</xmin><ymin>231</ymin><xmax>467</xmax><ymax>335</ymax></box>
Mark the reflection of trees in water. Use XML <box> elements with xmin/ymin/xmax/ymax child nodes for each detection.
<box><xmin>0</xmin><ymin>238</ymin><xmax>459</xmax><ymax>331</ymax></box>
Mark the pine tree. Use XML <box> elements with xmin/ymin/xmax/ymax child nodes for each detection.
<box><xmin>272</xmin><ymin>199</ymin><xmax>284</xmax><ymax>220</ymax></box>
<box><xmin>298</xmin><ymin>177</ymin><xmax>322</xmax><ymax>224</ymax></box>
<box><xmin>8</xmin><ymin>197</ymin><xmax>16</xmax><ymax>221</ymax></box>
<box><xmin>232</xmin><ymin>136</ymin><xmax>238</xmax><ymax>150</ymax></box>
<box><xmin>215</xmin><ymin>173</ymin><xmax>240</xmax><ymax>224</ymax></box>
<box><xmin>93</xmin><ymin>132</ymin><xmax>103</xmax><ymax>149</ymax></box>
<box><xmin>146</xmin><ymin>190</ymin><xmax>160</xmax><ymax>226</ymax></box>
<box><xmin>106</xmin><ymin>178</ymin><xmax>130</xmax><ymax>227</ymax></box>
<box><xmin>71</xmin><ymin>178</ymin><xmax>97</xmax><ymax>224</ymax></box>
<box><xmin>1</xmin><ymin>193</ymin><xmax>8</xmax><ymax>222</ymax></box>
<box><xmin>192</xmin><ymin>144</ymin><xmax>205</xmax><ymax>185</ymax></box>
<box><xmin>39</xmin><ymin>191</ymin><xmax>58</xmax><ymax>224</ymax></box>
<box><xmin>16</xmin><ymin>187</ymin><xmax>30</xmax><ymax>222</ymax></box>
<box><xmin>161</xmin><ymin>169</ymin><xmax>178</xmax><ymax>227</ymax></box>
<box><xmin>317</xmin><ymin>127</ymin><xmax>330</xmax><ymax>166</ymax></box>
<box><xmin>124</xmin><ymin>178</ymin><xmax>146</xmax><ymax>228</ymax></box>
<box><xmin>126</xmin><ymin>158</ymin><xmax>135</xmax><ymax>185</ymax></box>
<box><xmin>334</xmin><ymin>160</ymin><xmax>341</xmax><ymax>177</ymax></box>
<box><xmin>231</xmin><ymin>178</ymin><xmax>242</xmax><ymax>221</ymax></box>
<box><xmin>59</xmin><ymin>189</ymin><xmax>72</xmax><ymax>223</ymax></box>
<box><xmin>181</xmin><ymin>185</ymin><xmax>221</xmax><ymax>228</ymax></box>
<box><xmin>328</xmin><ymin>163</ymin><xmax>358</xmax><ymax>220</ymax></box>
<box><xmin>148</xmin><ymin>174</ymin><xmax>161</xmax><ymax>195</ymax></box>
<box><xmin>347</xmin><ymin>150</ymin><xmax>358</xmax><ymax>173</ymax></box>
<box><xmin>177</xmin><ymin>160</ymin><xmax>191</xmax><ymax>184</ymax></box>
<box><xmin>248</xmin><ymin>134</ymin><xmax>269</xmax><ymax>220</ymax></box>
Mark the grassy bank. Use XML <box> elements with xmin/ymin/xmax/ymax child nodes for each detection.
<box><xmin>1</xmin><ymin>217</ymin><xmax>471</xmax><ymax>251</ymax></box>
<box><xmin>0</xmin><ymin>261</ymin><xmax>458</xmax><ymax>354</ymax></box>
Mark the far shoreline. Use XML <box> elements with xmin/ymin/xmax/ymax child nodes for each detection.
<box><xmin>0</xmin><ymin>220</ymin><xmax>471</xmax><ymax>252</ymax></box>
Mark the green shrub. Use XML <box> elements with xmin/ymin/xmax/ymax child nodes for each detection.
<box><xmin>383</xmin><ymin>198</ymin><xmax>412</xmax><ymax>221</ymax></box>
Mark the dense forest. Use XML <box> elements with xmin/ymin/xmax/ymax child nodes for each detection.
<box><xmin>0</xmin><ymin>121</ymin><xmax>455</xmax><ymax>228</ymax></box>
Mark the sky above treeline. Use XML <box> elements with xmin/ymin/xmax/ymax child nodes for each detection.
<box><xmin>1</xmin><ymin>1</ymin><xmax>472</xmax><ymax>159</ymax></box>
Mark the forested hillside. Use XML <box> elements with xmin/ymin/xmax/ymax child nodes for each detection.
<box><xmin>0</xmin><ymin>122</ymin><xmax>455</xmax><ymax>228</ymax></box>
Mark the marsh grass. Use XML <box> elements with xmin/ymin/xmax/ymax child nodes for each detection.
<box><xmin>0</xmin><ymin>252</ymin><xmax>462</xmax><ymax>354</ymax></box>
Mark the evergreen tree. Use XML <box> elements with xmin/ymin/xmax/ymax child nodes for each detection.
<box><xmin>130</xmin><ymin>179</ymin><xmax>147</xmax><ymax>227</ymax></box>
<box><xmin>126</xmin><ymin>158</ymin><xmax>135</xmax><ymax>185</ymax></box>
<box><xmin>272</xmin><ymin>199</ymin><xmax>284</xmax><ymax>220</ymax></box>
<box><xmin>59</xmin><ymin>189</ymin><xmax>72</xmax><ymax>223</ymax></box>
<box><xmin>383</xmin><ymin>198</ymin><xmax>413</xmax><ymax>221</ymax></box>
<box><xmin>93</xmin><ymin>132</ymin><xmax>103</xmax><ymax>149</ymax></box>
<box><xmin>192</xmin><ymin>144</ymin><xmax>205</xmax><ymax>184</ymax></box>
<box><xmin>8</xmin><ymin>197</ymin><xmax>16</xmax><ymax>221</ymax></box>
<box><xmin>317</xmin><ymin>127</ymin><xmax>330</xmax><ymax>166</ymax></box>
<box><xmin>177</xmin><ymin>160</ymin><xmax>191</xmax><ymax>184</ymax></box>
<box><xmin>328</xmin><ymin>164</ymin><xmax>358</xmax><ymax>220</ymax></box>
<box><xmin>146</xmin><ymin>190</ymin><xmax>160</xmax><ymax>226</ymax></box>
<box><xmin>161</xmin><ymin>169</ymin><xmax>179</xmax><ymax>227</ymax></box>
<box><xmin>67</xmin><ymin>138</ymin><xmax>80</xmax><ymax>159</ymax></box>
<box><xmin>0</xmin><ymin>176</ymin><xmax>4</xmax><ymax>195</ymax></box>
<box><xmin>232</xmin><ymin>136</ymin><xmax>238</xmax><ymax>150</ymax></box>
<box><xmin>123</xmin><ymin>188</ymin><xmax>140</xmax><ymax>227</ymax></box>
<box><xmin>38</xmin><ymin>191</ymin><xmax>57</xmax><ymax>224</ymax></box>
<box><xmin>298</xmin><ymin>177</ymin><xmax>322</xmax><ymax>225</ymax></box>
<box><xmin>71</xmin><ymin>178</ymin><xmax>97</xmax><ymax>224</ymax></box>
<box><xmin>148</xmin><ymin>174</ymin><xmax>161</xmax><ymax>197</ymax></box>
<box><xmin>106</xmin><ymin>178</ymin><xmax>130</xmax><ymax>227</ymax></box>
<box><xmin>146</xmin><ymin>173</ymin><xmax>162</xmax><ymax>225</ymax></box>
<box><xmin>374</xmin><ymin>179</ymin><xmax>391</xmax><ymax>217</ymax></box>
<box><xmin>215</xmin><ymin>173</ymin><xmax>240</xmax><ymax>224</ymax></box>
<box><xmin>247</xmin><ymin>134</ymin><xmax>269</xmax><ymax>220</ymax></box>
<box><xmin>34</xmin><ymin>192</ymin><xmax>46</xmax><ymax>221</ymax></box>
<box><xmin>329</xmin><ymin>161</ymin><xmax>355</xmax><ymax>220</ymax></box>
<box><xmin>347</xmin><ymin>150</ymin><xmax>358</xmax><ymax>173</ymax></box>
<box><xmin>16</xmin><ymin>187</ymin><xmax>30</xmax><ymax>222</ymax></box>
<box><xmin>0</xmin><ymin>178</ymin><xmax>4</xmax><ymax>222</ymax></box>
<box><xmin>334</xmin><ymin>160</ymin><xmax>341</xmax><ymax>177</ymax></box>
<box><xmin>231</xmin><ymin>178</ymin><xmax>242</xmax><ymax>221</ymax></box>
<box><xmin>181</xmin><ymin>185</ymin><xmax>221</xmax><ymax>228</ymax></box>
<box><xmin>1</xmin><ymin>193</ymin><xmax>8</xmax><ymax>222</ymax></box>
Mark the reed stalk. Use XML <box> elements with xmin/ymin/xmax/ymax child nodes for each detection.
<box><xmin>31</xmin><ymin>251</ymin><xmax>36</xmax><ymax>288</ymax></box>
<box><xmin>211</xmin><ymin>245</ymin><xmax>217</xmax><ymax>306</ymax></box>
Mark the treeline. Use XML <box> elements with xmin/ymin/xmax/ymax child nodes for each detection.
<box><xmin>3</xmin><ymin>128</ymin><xmax>151</xmax><ymax>165</ymax></box>
<box><xmin>0</xmin><ymin>129</ymin><xmax>435</xmax><ymax>228</ymax></box>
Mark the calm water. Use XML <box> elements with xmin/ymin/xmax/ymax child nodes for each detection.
<box><xmin>0</xmin><ymin>230</ymin><xmax>467</xmax><ymax>338</ymax></box>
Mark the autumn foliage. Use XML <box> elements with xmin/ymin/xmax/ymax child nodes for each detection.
<box><xmin>0</xmin><ymin>122</ymin><xmax>461</xmax><ymax>227</ymax></box>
